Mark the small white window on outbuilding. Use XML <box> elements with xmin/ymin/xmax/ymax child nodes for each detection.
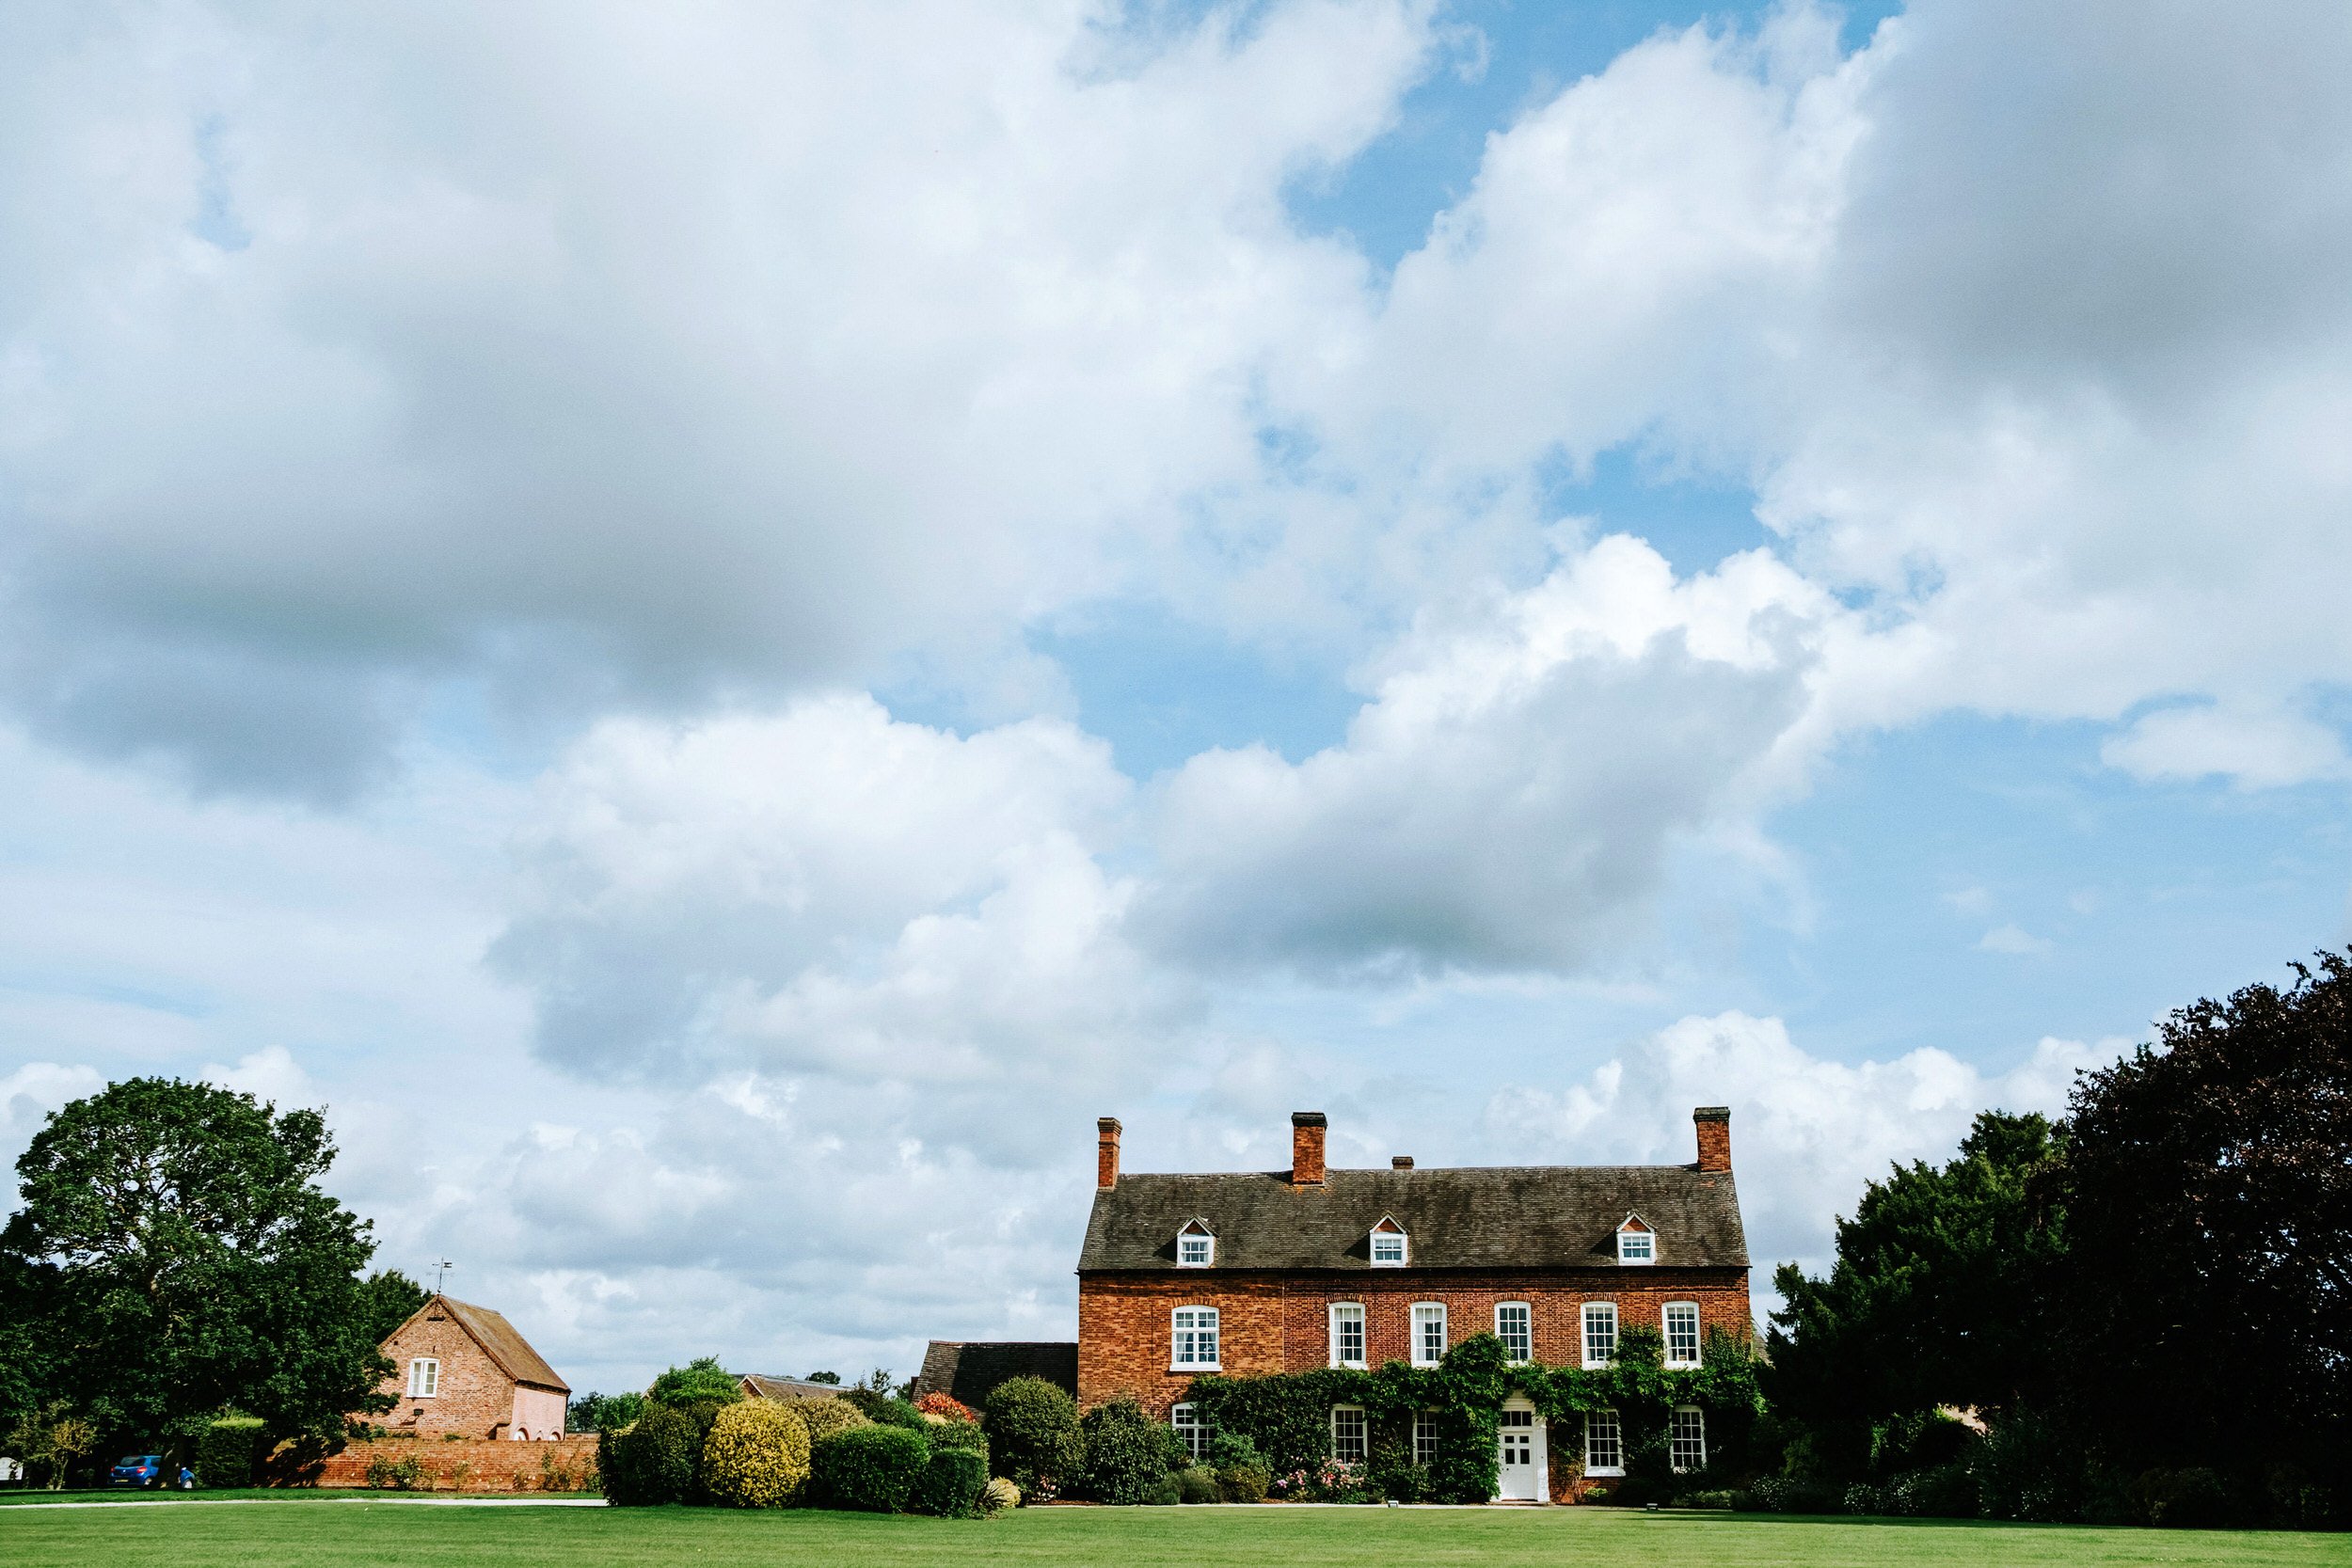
<box><xmin>407</xmin><ymin>1357</ymin><xmax>440</xmax><ymax>1398</ymax></box>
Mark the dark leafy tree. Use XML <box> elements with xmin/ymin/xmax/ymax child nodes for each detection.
<box><xmin>0</xmin><ymin>1078</ymin><xmax>393</xmax><ymax>1449</ymax></box>
<box><xmin>1766</xmin><ymin>1110</ymin><xmax>2066</xmax><ymax>1471</ymax></box>
<box><xmin>356</xmin><ymin>1269</ymin><xmax>429</xmax><ymax>1346</ymax></box>
<box><xmin>567</xmin><ymin>1390</ymin><xmax>645</xmax><ymax>1433</ymax></box>
<box><xmin>2058</xmin><ymin>952</ymin><xmax>2352</xmax><ymax>1469</ymax></box>
<box><xmin>803</xmin><ymin>1370</ymin><xmax>841</xmax><ymax>1385</ymax></box>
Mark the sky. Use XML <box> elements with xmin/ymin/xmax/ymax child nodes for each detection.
<box><xmin>3</xmin><ymin>0</ymin><xmax>2350</xmax><ymax>1396</ymax></box>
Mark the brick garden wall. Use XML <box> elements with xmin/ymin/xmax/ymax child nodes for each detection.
<box><xmin>1078</xmin><ymin>1269</ymin><xmax>1753</xmax><ymax>1418</ymax></box>
<box><xmin>288</xmin><ymin>1433</ymin><xmax>600</xmax><ymax>1492</ymax></box>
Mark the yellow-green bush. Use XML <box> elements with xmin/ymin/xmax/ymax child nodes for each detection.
<box><xmin>789</xmin><ymin>1397</ymin><xmax>871</xmax><ymax>1447</ymax></box>
<box><xmin>701</xmin><ymin>1400</ymin><xmax>812</xmax><ymax>1509</ymax></box>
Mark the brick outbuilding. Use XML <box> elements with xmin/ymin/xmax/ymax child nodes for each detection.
<box><xmin>370</xmin><ymin>1294</ymin><xmax>571</xmax><ymax>1440</ymax></box>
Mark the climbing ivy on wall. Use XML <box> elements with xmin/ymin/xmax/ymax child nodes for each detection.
<box><xmin>1183</xmin><ymin>1326</ymin><xmax>1762</xmax><ymax>1504</ymax></box>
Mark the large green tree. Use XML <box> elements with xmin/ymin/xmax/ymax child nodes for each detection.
<box><xmin>1</xmin><ymin>1078</ymin><xmax>395</xmax><ymax>1448</ymax></box>
<box><xmin>1766</xmin><ymin>1110</ymin><xmax>2066</xmax><ymax>1468</ymax></box>
<box><xmin>2058</xmin><ymin>952</ymin><xmax>2352</xmax><ymax>1468</ymax></box>
<box><xmin>356</xmin><ymin>1268</ymin><xmax>429</xmax><ymax>1345</ymax></box>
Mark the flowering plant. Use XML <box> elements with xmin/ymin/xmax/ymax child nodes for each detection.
<box><xmin>914</xmin><ymin>1391</ymin><xmax>979</xmax><ymax>1423</ymax></box>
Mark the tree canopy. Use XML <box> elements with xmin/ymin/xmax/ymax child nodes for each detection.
<box><xmin>0</xmin><ymin>1077</ymin><xmax>393</xmax><ymax>1448</ymax></box>
<box><xmin>1766</xmin><ymin>1111</ymin><xmax>2063</xmax><ymax>1465</ymax></box>
<box><xmin>2058</xmin><ymin>951</ymin><xmax>2352</xmax><ymax>1466</ymax></box>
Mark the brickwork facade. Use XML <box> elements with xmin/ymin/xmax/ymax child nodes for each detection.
<box><xmin>373</xmin><ymin>1305</ymin><xmax>566</xmax><ymax>1439</ymax></box>
<box><xmin>1077</xmin><ymin>1268</ymin><xmax>1753</xmax><ymax>1418</ymax></box>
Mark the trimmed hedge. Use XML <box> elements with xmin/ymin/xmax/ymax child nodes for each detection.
<box><xmin>927</xmin><ymin>1418</ymin><xmax>989</xmax><ymax>1465</ymax></box>
<box><xmin>701</xmin><ymin>1399</ymin><xmax>812</xmax><ymax>1508</ymax></box>
<box><xmin>195</xmin><ymin>1417</ymin><xmax>269</xmax><ymax>1489</ymax></box>
<box><xmin>789</xmin><ymin>1398</ymin><xmax>871</xmax><ymax>1446</ymax></box>
<box><xmin>982</xmin><ymin>1376</ymin><xmax>1083</xmax><ymax>1497</ymax></box>
<box><xmin>911</xmin><ymin>1448</ymin><xmax>990</xmax><ymax>1517</ymax></box>
<box><xmin>813</xmin><ymin>1424</ymin><xmax>930</xmax><ymax>1512</ymax></box>
<box><xmin>603</xmin><ymin>1404</ymin><xmax>699</xmax><ymax>1506</ymax></box>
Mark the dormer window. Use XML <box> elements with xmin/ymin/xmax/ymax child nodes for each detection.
<box><xmin>1616</xmin><ymin>1216</ymin><xmax>1655</xmax><ymax>1264</ymax></box>
<box><xmin>1177</xmin><ymin>1220</ymin><xmax>1215</xmax><ymax>1268</ymax></box>
<box><xmin>1371</xmin><ymin>1217</ymin><xmax>1407</xmax><ymax>1267</ymax></box>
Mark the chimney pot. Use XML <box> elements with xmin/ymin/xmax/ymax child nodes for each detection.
<box><xmin>1391</xmin><ymin>1155</ymin><xmax>1414</xmax><ymax>1170</ymax></box>
<box><xmin>1693</xmin><ymin>1106</ymin><xmax>1731</xmax><ymax>1173</ymax></box>
<box><xmin>1097</xmin><ymin>1117</ymin><xmax>1122</xmax><ymax>1190</ymax></box>
<box><xmin>1291</xmin><ymin>1111</ymin><xmax>1327</xmax><ymax>1186</ymax></box>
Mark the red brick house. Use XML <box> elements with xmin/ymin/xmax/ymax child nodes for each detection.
<box><xmin>370</xmin><ymin>1294</ymin><xmax>571</xmax><ymax>1440</ymax></box>
<box><xmin>1077</xmin><ymin>1107</ymin><xmax>1749</xmax><ymax>1501</ymax></box>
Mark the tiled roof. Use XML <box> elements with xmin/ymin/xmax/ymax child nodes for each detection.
<box><xmin>432</xmin><ymin>1295</ymin><xmax>570</xmax><ymax>1392</ymax></box>
<box><xmin>739</xmin><ymin>1374</ymin><xmax>845</xmax><ymax>1401</ymax></box>
<box><xmin>912</xmin><ymin>1341</ymin><xmax>1079</xmax><ymax>1405</ymax></box>
<box><xmin>1079</xmin><ymin>1165</ymin><xmax>1746</xmax><ymax>1272</ymax></box>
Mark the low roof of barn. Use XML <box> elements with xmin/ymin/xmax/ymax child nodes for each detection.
<box><xmin>1079</xmin><ymin>1165</ymin><xmax>1746</xmax><ymax>1273</ymax></box>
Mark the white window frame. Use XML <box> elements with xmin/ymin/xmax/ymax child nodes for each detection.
<box><xmin>1177</xmin><ymin>1226</ymin><xmax>1214</xmax><ymax>1268</ymax></box>
<box><xmin>1170</xmin><ymin>1402</ymin><xmax>1206</xmax><ymax>1462</ymax></box>
<box><xmin>1663</xmin><ymin>1301</ymin><xmax>1701</xmax><ymax>1368</ymax></box>
<box><xmin>1371</xmin><ymin>1223</ymin><xmax>1407</xmax><ymax>1267</ymax></box>
<box><xmin>1330</xmin><ymin>1404</ymin><xmax>1368</xmax><ymax>1464</ymax></box>
<box><xmin>1410</xmin><ymin>1302</ymin><xmax>1448</xmax><ymax>1368</ymax></box>
<box><xmin>1495</xmin><ymin>1301</ymin><xmax>1532</xmax><ymax>1364</ymax></box>
<box><xmin>1584</xmin><ymin>1408</ymin><xmax>1625</xmax><ymax>1477</ymax></box>
<box><xmin>1581</xmin><ymin>1302</ymin><xmax>1617</xmax><ymax>1369</ymax></box>
<box><xmin>1170</xmin><ymin>1306</ymin><xmax>1221</xmax><ymax>1371</ymax></box>
<box><xmin>1411</xmin><ymin>1411</ymin><xmax>1438</xmax><ymax>1468</ymax></box>
<box><xmin>1328</xmin><ymin>1302</ymin><xmax>1367</xmax><ymax>1368</ymax></box>
<box><xmin>1670</xmin><ymin>1404</ymin><xmax>1707</xmax><ymax>1474</ymax></box>
<box><xmin>1616</xmin><ymin>1227</ymin><xmax>1655</xmax><ymax>1264</ymax></box>
<box><xmin>407</xmin><ymin>1357</ymin><xmax>440</xmax><ymax>1398</ymax></box>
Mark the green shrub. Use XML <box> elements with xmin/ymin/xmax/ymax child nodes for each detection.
<box><xmin>910</xmin><ymin>1448</ymin><xmax>989</xmax><ymax>1517</ymax></box>
<box><xmin>2137</xmin><ymin>1466</ymin><xmax>2233</xmax><ymax>1528</ymax></box>
<box><xmin>813</xmin><ymin>1424</ymin><xmax>930</xmax><ymax>1512</ymax></box>
<box><xmin>1178</xmin><ymin>1466</ymin><xmax>1219</xmax><ymax>1504</ymax></box>
<box><xmin>195</xmin><ymin>1417</ymin><xmax>269</xmax><ymax>1489</ymax></box>
<box><xmin>1970</xmin><ymin>1411</ymin><xmax>2087</xmax><ymax>1523</ymax></box>
<box><xmin>1144</xmin><ymin>1471</ymin><xmax>1184</xmax><ymax>1505</ymax></box>
<box><xmin>605</xmin><ymin>1405</ymin><xmax>699</xmax><ymax>1506</ymax></box>
<box><xmin>866</xmin><ymin>1399</ymin><xmax>930</xmax><ymax>1433</ymax></box>
<box><xmin>701</xmin><ymin>1399</ymin><xmax>812</xmax><ymax>1508</ymax></box>
<box><xmin>788</xmin><ymin>1398</ymin><xmax>870</xmax><ymax>1447</ymax></box>
<box><xmin>363</xmin><ymin>1451</ymin><xmax>427</xmax><ymax>1491</ymax></box>
<box><xmin>981</xmin><ymin>1476</ymin><xmax>1020</xmax><ymax>1513</ymax></box>
<box><xmin>649</xmin><ymin>1356</ymin><xmax>743</xmax><ymax>1408</ymax></box>
<box><xmin>1883</xmin><ymin>1462</ymin><xmax>1978</xmax><ymax>1518</ymax></box>
<box><xmin>1217</xmin><ymin>1461</ymin><xmax>1270</xmax><ymax>1503</ymax></box>
<box><xmin>1077</xmin><ymin>1398</ymin><xmax>1183</xmax><ymax>1504</ymax></box>
<box><xmin>926</xmin><ymin>1419</ymin><xmax>989</xmax><ymax>1466</ymax></box>
<box><xmin>982</xmin><ymin>1377</ymin><xmax>1084</xmax><ymax>1497</ymax></box>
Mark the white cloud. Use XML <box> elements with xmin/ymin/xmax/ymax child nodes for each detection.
<box><xmin>0</xmin><ymin>0</ymin><xmax>1438</xmax><ymax>796</ymax></box>
<box><xmin>1976</xmin><ymin>923</ymin><xmax>2051</xmax><ymax>957</ymax></box>
<box><xmin>1484</xmin><ymin>1012</ymin><xmax>2117</xmax><ymax>1282</ymax></box>
<box><xmin>2100</xmin><ymin>702</ymin><xmax>2351</xmax><ymax>789</ymax></box>
<box><xmin>1146</xmin><ymin>535</ymin><xmax>1848</xmax><ymax>975</ymax></box>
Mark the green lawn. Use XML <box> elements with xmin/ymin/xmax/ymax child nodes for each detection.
<box><xmin>1</xmin><ymin>1501</ymin><xmax>2344</xmax><ymax>1568</ymax></box>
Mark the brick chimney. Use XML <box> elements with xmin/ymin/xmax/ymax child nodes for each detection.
<box><xmin>1693</xmin><ymin>1106</ymin><xmax>1731</xmax><ymax>1173</ymax></box>
<box><xmin>1291</xmin><ymin>1112</ymin><xmax>1327</xmax><ymax>1186</ymax></box>
<box><xmin>1391</xmin><ymin>1155</ymin><xmax>1414</xmax><ymax>1170</ymax></box>
<box><xmin>1097</xmin><ymin>1117</ymin><xmax>1121</xmax><ymax>1190</ymax></box>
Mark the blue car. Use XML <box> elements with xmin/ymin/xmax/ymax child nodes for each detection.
<box><xmin>108</xmin><ymin>1454</ymin><xmax>163</xmax><ymax>1488</ymax></box>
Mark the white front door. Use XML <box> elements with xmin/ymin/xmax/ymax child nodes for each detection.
<box><xmin>1497</xmin><ymin>1402</ymin><xmax>1548</xmax><ymax>1501</ymax></box>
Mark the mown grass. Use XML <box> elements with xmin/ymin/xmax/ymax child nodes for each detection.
<box><xmin>1</xmin><ymin>1500</ymin><xmax>2345</xmax><ymax>1568</ymax></box>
